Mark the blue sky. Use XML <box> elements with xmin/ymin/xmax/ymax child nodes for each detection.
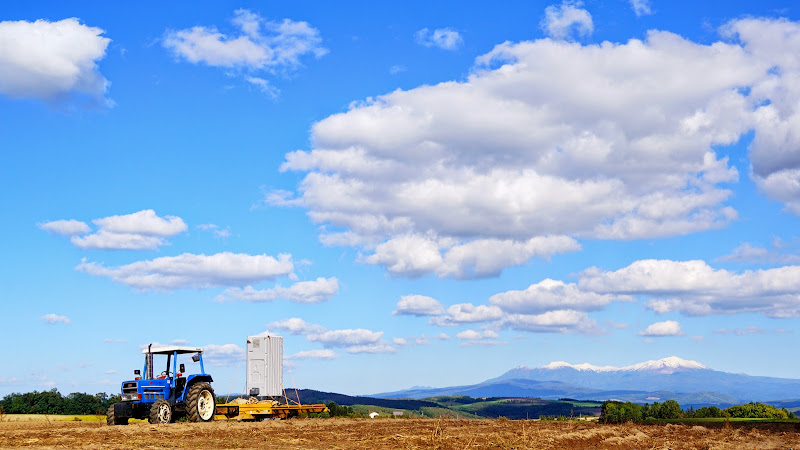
<box><xmin>2</xmin><ymin>0</ymin><xmax>800</xmax><ymax>397</ymax></box>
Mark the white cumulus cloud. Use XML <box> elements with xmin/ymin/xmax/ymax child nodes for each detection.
<box><xmin>203</xmin><ymin>344</ymin><xmax>245</xmax><ymax>366</ymax></box>
<box><xmin>267</xmin><ymin>318</ymin><xmax>327</xmax><ymax>335</ymax></box>
<box><xmin>274</xmin><ymin>19</ymin><xmax>800</xmax><ymax>278</ymax></box>
<box><xmin>43</xmin><ymin>210</ymin><xmax>187</xmax><ymax>250</ymax></box>
<box><xmin>630</xmin><ymin>0</ymin><xmax>653</xmax><ymax>17</ymax></box>
<box><xmin>541</xmin><ymin>1</ymin><xmax>593</xmax><ymax>40</ymax></box>
<box><xmin>455</xmin><ymin>329</ymin><xmax>499</xmax><ymax>340</ymax></box>
<box><xmin>0</xmin><ymin>18</ymin><xmax>110</xmax><ymax>104</ymax></box>
<box><xmin>579</xmin><ymin>259</ymin><xmax>800</xmax><ymax>317</ymax></box>
<box><xmin>500</xmin><ymin>310</ymin><xmax>603</xmax><ymax>334</ymax></box>
<box><xmin>217</xmin><ymin>277</ymin><xmax>339</xmax><ymax>303</ymax></box>
<box><xmin>489</xmin><ymin>278</ymin><xmax>631</xmax><ymax>314</ymax></box>
<box><xmin>40</xmin><ymin>313</ymin><xmax>70</xmax><ymax>325</ymax></box>
<box><xmin>163</xmin><ymin>9</ymin><xmax>326</xmax><ymax>93</ymax></box>
<box><xmin>307</xmin><ymin>329</ymin><xmax>384</xmax><ymax>347</ymax></box>
<box><xmin>91</xmin><ymin>209</ymin><xmax>187</xmax><ymax>236</ymax></box>
<box><xmin>38</xmin><ymin>219</ymin><xmax>90</xmax><ymax>236</ymax></box>
<box><xmin>76</xmin><ymin>252</ymin><xmax>294</xmax><ymax>290</ymax></box>
<box><xmin>639</xmin><ymin>320</ymin><xmax>684</xmax><ymax>337</ymax></box>
<box><xmin>429</xmin><ymin>303</ymin><xmax>504</xmax><ymax>326</ymax></box>
<box><xmin>414</xmin><ymin>27</ymin><xmax>463</xmax><ymax>50</ymax></box>
<box><xmin>393</xmin><ymin>295</ymin><xmax>444</xmax><ymax>316</ymax></box>
<box><xmin>286</xmin><ymin>349</ymin><xmax>338</xmax><ymax>360</ymax></box>
<box><xmin>345</xmin><ymin>342</ymin><xmax>397</xmax><ymax>354</ymax></box>
<box><xmin>268</xmin><ymin>318</ymin><xmax>392</xmax><ymax>354</ymax></box>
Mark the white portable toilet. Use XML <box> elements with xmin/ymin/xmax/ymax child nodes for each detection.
<box><xmin>246</xmin><ymin>334</ymin><xmax>283</xmax><ymax>398</ymax></box>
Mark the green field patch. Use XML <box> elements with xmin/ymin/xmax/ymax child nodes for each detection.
<box><xmin>1</xmin><ymin>414</ymin><xmax>105</xmax><ymax>422</ymax></box>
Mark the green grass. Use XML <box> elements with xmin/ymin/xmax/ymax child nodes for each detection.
<box><xmin>567</xmin><ymin>402</ymin><xmax>603</xmax><ymax>407</ymax></box>
<box><xmin>1</xmin><ymin>414</ymin><xmax>106</xmax><ymax>422</ymax></box>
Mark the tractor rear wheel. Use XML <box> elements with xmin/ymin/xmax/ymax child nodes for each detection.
<box><xmin>106</xmin><ymin>404</ymin><xmax>128</xmax><ymax>425</ymax></box>
<box><xmin>149</xmin><ymin>399</ymin><xmax>173</xmax><ymax>424</ymax></box>
<box><xmin>185</xmin><ymin>382</ymin><xmax>216</xmax><ymax>422</ymax></box>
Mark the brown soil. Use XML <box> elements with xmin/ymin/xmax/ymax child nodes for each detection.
<box><xmin>0</xmin><ymin>418</ymin><xmax>798</xmax><ymax>449</ymax></box>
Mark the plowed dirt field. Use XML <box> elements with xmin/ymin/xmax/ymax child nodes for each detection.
<box><xmin>1</xmin><ymin>418</ymin><xmax>798</xmax><ymax>449</ymax></box>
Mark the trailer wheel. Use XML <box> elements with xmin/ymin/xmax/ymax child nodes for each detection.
<box><xmin>149</xmin><ymin>399</ymin><xmax>173</xmax><ymax>424</ymax></box>
<box><xmin>106</xmin><ymin>404</ymin><xmax>128</xmax><ymax>426</ymax></box>
<box><xmin>186</xmin><ymin>382</ymin><xmax>216</xmax><ymax>422</ymax></box>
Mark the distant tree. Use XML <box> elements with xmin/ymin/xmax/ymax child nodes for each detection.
<box><xmin>326</xmin><ymin>402</ymin><xmax>362</xmax><ymax>417</ymax></box>
<box><xmin>600</xmin><ymin>401</ymin><xmax>646</xmax><ymax>424</ymax></box>
<box><xmin>1</xmin><ymin>390</ymin><xmax>119</xmax><ymax>415</ymax></box>
<box><xmin>661</xmin><ymin>400</ymin><xmax>681</xmax><ymax>419</ymax></box>
<box><xmin>724</xmin><ymin>402</ymin><xmax>788</xmax><ymax>419</ymax></box>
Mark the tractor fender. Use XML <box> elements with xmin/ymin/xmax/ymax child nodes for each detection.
<box><xmin>186</xmin><ymin>374</ymin><xmax>213</xmax><ymax>385</ymax></box>
<box><xmin>180</xmin><ymin>374</ymin><xmax>213</xmax><ymax>400</ymax></box>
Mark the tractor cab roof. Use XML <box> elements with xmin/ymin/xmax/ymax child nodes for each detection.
<box><xmin>142</xmin><ymin>346</ymin><xmax>203</xmax><ymax>355</ymax></box>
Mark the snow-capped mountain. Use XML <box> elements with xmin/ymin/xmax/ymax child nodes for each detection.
<box><xmin>530</xmin><ymin>356</ymin><xmax>708</xmax><ymax>375</ymax></box>
<box><xmin>375</xmin><ymin>356</ymin><xmax>800</xmax><ymax>404</ymax></box>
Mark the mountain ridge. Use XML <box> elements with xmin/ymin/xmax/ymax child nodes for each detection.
<box><xmin>374</xmin><ymin>356</ymin><xmax>800</xmax><ymax>405</ymax></box>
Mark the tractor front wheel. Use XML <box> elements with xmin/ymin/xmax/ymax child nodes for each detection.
<box><xmin>185</xmin><ymin>382</ymin><xmax>216</xmax><ymax>422</ymax></box>
<box><xmin>106</xmin><ymin>404</ymin><xmax>128</xmax><ymax>426</ymax></box>
<box><xmin>149</xmin><ymin>399</ymin><xmax>173</xmax><ymax>424</ymax></box>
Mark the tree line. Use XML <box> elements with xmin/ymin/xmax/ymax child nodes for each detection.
<box><xmin>600</xmin><ymin>400</ymin><xmax>796</xmax><ymax>423</ymax></box>
<box><xmin>1</xmin><ymin>389</ymin><xmax>120</xmax><ymax>415</ymax></box>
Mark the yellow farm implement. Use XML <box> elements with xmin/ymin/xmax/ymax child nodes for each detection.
<box><xmin>215</xmin><ymin>401</ymin><xmax>328</xmax><ymax>421</ymax></box>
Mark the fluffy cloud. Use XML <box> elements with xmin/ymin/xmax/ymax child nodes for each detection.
<box><xmin>217</xmin><ymin>277</ymin><xmax>339</xmax><ymax>303</ymax></box>
<box><xmin>203</xmin><ymin>344</ymin><xmax>245</xmax><ymax>366</ymax></box>
<box><xmin>163</xmin><ymin>9</ymin><xmax>325</xmax><ymax>93</ymax></box>
<box><xmin>713</xmin><ymin>327</ymin><xmax>766</xmax><ymax>336</ymax></box>
<box><xmin>345</xmin><ymin>342</ymin><xmax>397</xmax><ymax>354</ymax></box>
<box><xmin>267</xmin><ymin>318</ymin><xmax>327</xmax><ymax>335</ymax></box>
<box><xmin>500</xmin><ymin>310</ymin><xmax>603</xmax><ymax>334</ymax></box>
<box><xmin>429</xmin><ymin>303</ymin><xmax>504</xmax><ymax>326</ymax></box>
<box><xmin>307</xmin><ymin>329</ymin><xmax>384</xmax><ymax>347</ymax></box>
<box><xmin>42</xmin><ymin>210</ymin><xmax>187</xmax><ymax>250</ymax></box>
<box><xmin>0</xmin><ymin>18</ymin><xmax>110</xmax><ymax>103</ymax></box>
<box><xmin>489</xmin><ymin>278</ymin><xmax>630</xmax><ymax>314</ymax></box>
<box><xmin>274</xmin><ymin>19</ymin><xmax>800</xmax><ymax>278</ymax></box>
<box><xmin>579</xmin><ymin>259</ymin><xmax>800</xmax><ymax>317</ymax></box>
<box><xmin>414</xmin><ymin>28</ymin><xmax>463</xmax><ymax>50</ymax></box>
<box><xmin>38</xmin><ymin>219</ymin><xmax>90</xmax><ymax>236</ymax></box>
<box><xmin>541</xmin><ymin>1</ymin><xmax>593</xmax><ymax>39</ymax></box>
<box><xmin>197</xmin><ymin>223</ymin><xmax>232</xmax><ymax>239</ymax></box>
<box><xmin>268</xmin><ymin>317</ymin><xmax>392</xmax><ymax>354</ymax></box>
<box><xmin>455</xmin><ymin>329</ymin><xmax>499</xmax><ymax>340</ymax></box>
<box><xmin>92</xmin><ymin>210</ymin><xmax>186</xmax><ymax>236</ymax></box>
<box><xmin>40</xmin><ymin>313</ymin><xmax>70</xmax><ymax>325</ymax></box>
<box><xmin>364</xmin><ymin>235</ymin><xmax>580</xmax><ymax>279</ymax></box>
<box><xmin>286</xmin><ymin>349</ymin><xmax>337</xmax><ymax>360</ymax></box>
<box><xmin>71</xmin><ymin>231</ymin><xmax>167</xmax><ymax>251</ymax></box>
<box><xmin>638</xmin><ymin>320</ymin><xmax>684</xmax><ymax>337</ymax></box>
<box><xmin>393</xmin><ymin>295</ymin><xmax>444</xmax><ymax>316</ymax></box>
<box><xmin>722</xmin><ymin>19</ymin><xmax>800</xmax><ymax>215</ymax></box>
<box><xmin>77</xmin><ymin>252</ymin><xmax>294</xmax><ymax>290</ymax></box>
<box><xmin>717</xmin><ymin>241</ymin><xmax>800</xmax><ymax>264</ymax></box>
<box><xmin>630</xmin><ymin>0</ymin><xmax>653</xmax><ymax>17</ymax></box>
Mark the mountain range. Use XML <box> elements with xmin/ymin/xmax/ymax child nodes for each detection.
<box><xmin>375</xmin><ymin>356</ymin><xmax>800</xmax><ymax>406</ymax></box>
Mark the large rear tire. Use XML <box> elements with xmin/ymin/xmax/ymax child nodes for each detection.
<box><xmin>185</xmin><ymin>382</ymin><xmax>216</xmax><ymax>422</ymax></box>
<box><xmin>149</xmin><ymin>399</ymin><xmax>173</xmax><ymax>424</ymax></box>
<box><xmin>106</xmin><ymin>404</ymin><xmax>128</xmax><ymax>426</ymax></box>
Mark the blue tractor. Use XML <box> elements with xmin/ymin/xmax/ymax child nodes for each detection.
<box><xmin>107</xmin><ymin>345</ymin><xmax>216</xmax><ymax>425</ymax></box>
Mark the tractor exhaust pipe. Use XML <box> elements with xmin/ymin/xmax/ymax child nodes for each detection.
<box><xmin>146</xmin><ymin>343</ymin><xmax>154</xmax><ymax>380</ymax></box>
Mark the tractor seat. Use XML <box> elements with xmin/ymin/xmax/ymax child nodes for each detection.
<box><xmin>175</xmin><ymin>376</ymin><xmax>187</xmax><ymax>392</ymax></box>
